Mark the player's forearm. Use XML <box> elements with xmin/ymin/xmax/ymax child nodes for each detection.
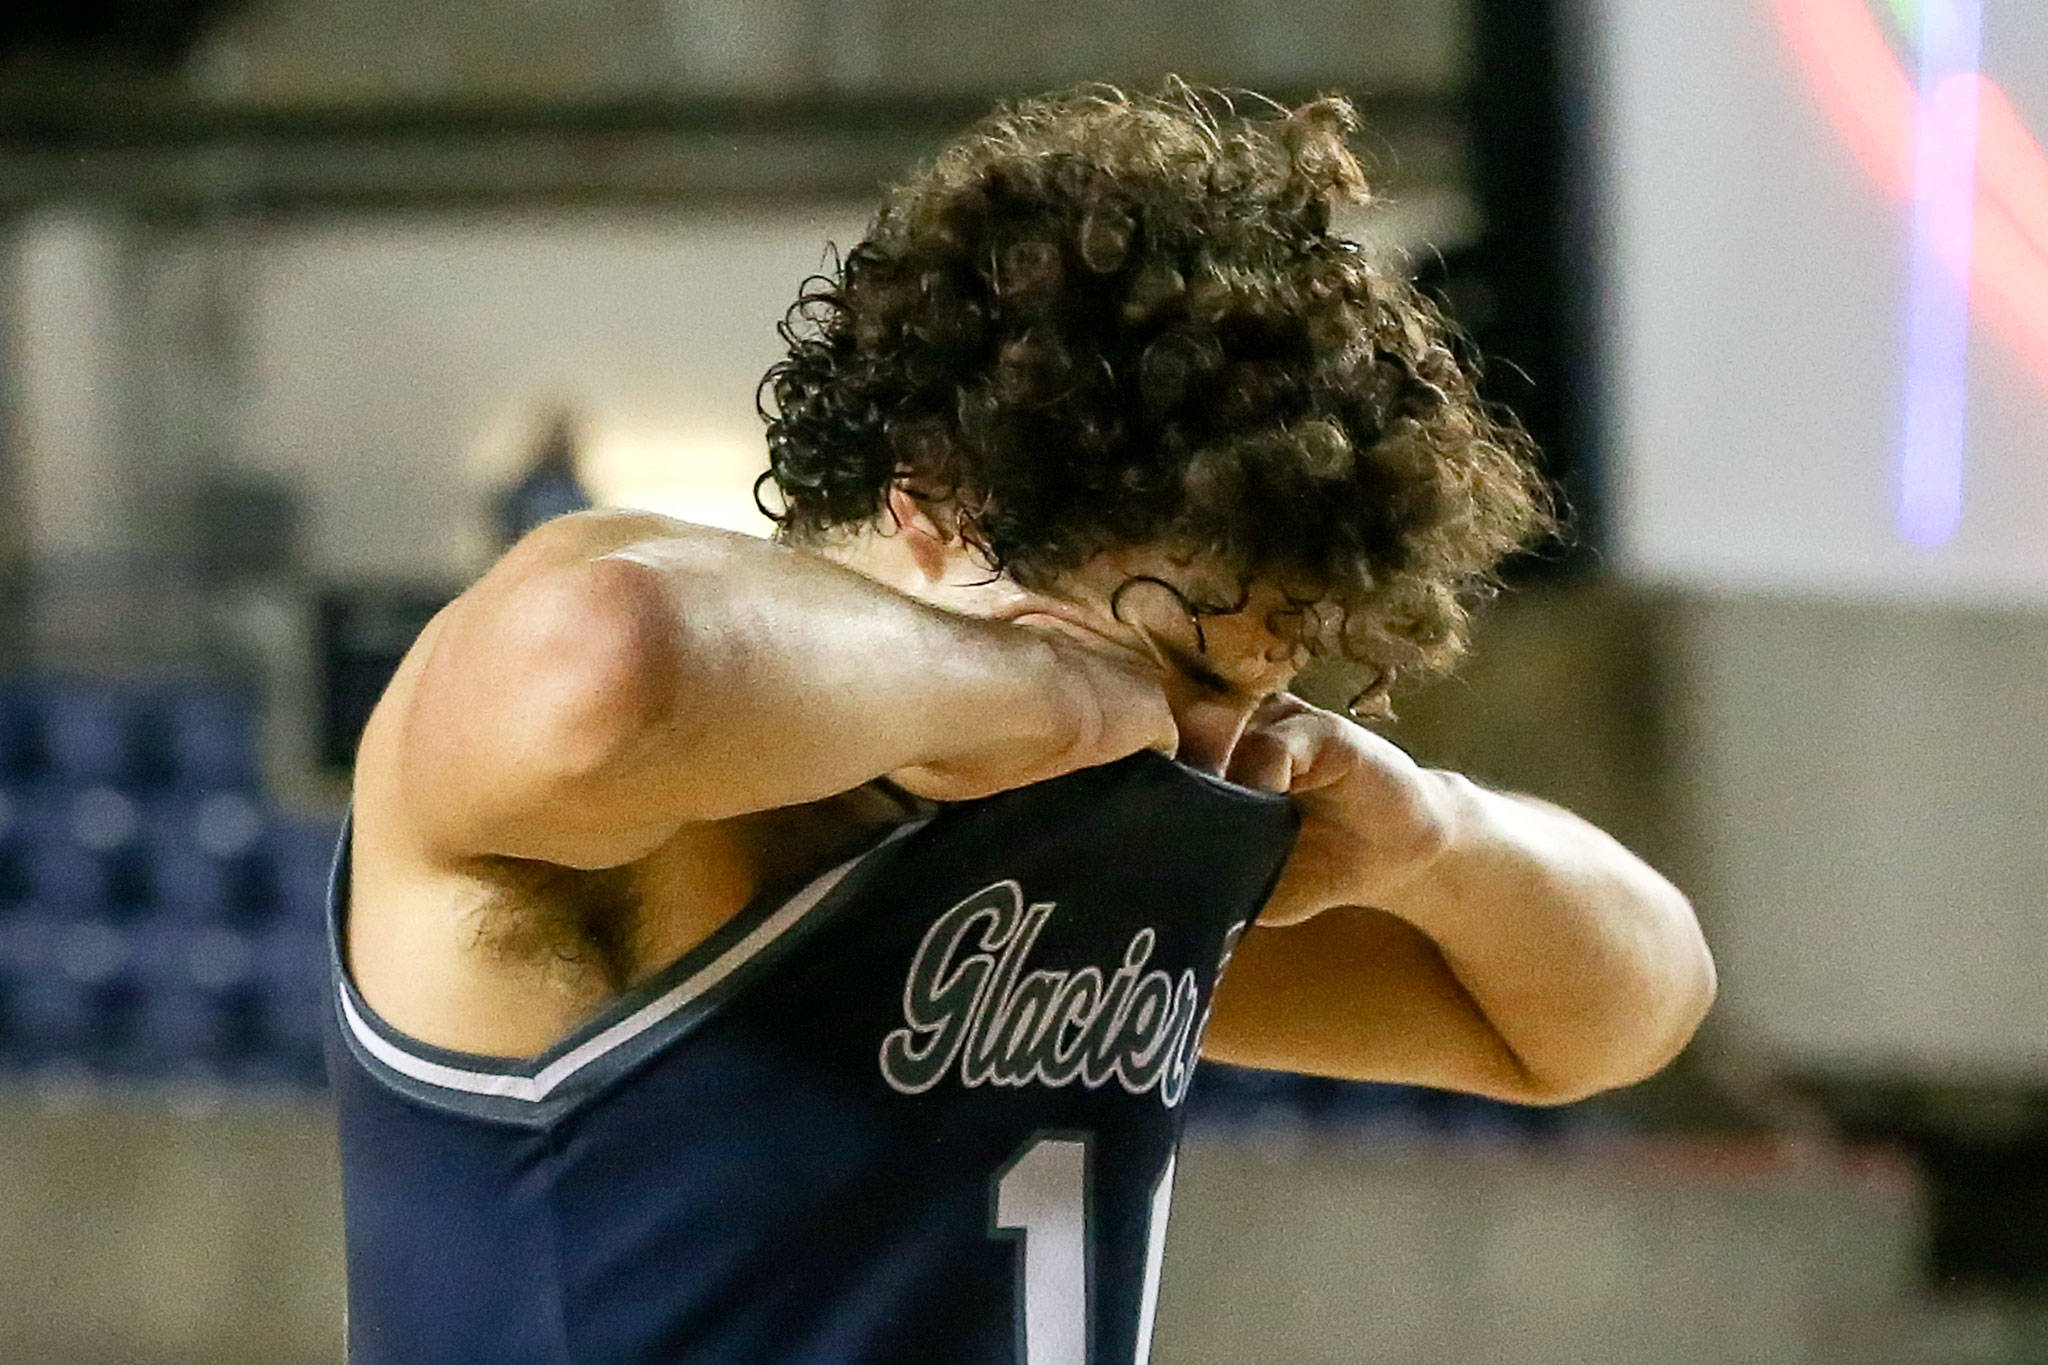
<box><xmin>400</xmin><ymin>512</ymin><xmax>1083</xmax><ymax>864</ymax></box>
<box><xmin>588</xmin><ymin>523</ymin><xmax>1075</xmax><ymax>819</ymax></box>
<box><xmin>1373</xmin><ymin>775</ymin><xmax>1716</xmax><ymax>1102</ymax></box>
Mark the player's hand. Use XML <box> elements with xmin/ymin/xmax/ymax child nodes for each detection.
<box><xmin>885</xmin><ymin>625</ymin><xmax>1178</xmax><ymax>802</ymax></box>
<box><xmin>1224</xmin><ymin>693</ymin><xmax>1461</xmax><ymax>926</ymax></box>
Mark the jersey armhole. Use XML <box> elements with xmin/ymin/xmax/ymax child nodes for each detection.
<box><xmin>326</xmin><ymin>812</ymin><xmax>931</xmax><ymax>1127</ymax></box>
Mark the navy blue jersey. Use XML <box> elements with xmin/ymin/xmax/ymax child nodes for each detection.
<box><xmin>326</xmin><ymin>750</ymin><xmax>1298</xmax><ymax>1364</ymax></box>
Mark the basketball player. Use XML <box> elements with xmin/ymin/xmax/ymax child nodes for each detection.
<box><xmin>327</xmin><ymin>85</ymin><xmax>1715</xmax><ymax>1363</ymax></box>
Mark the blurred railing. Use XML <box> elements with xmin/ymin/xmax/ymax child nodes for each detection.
<box><xmin>0</xmin><ymin>92</ymin><xmax>1466</xmax><ymax>215</ymax></box>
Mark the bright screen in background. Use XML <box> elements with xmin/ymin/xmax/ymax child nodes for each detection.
<box><xmin>1594</xmin><ymin>0</ymin><xmax>2048</xmax><ymax>602</ymax></box>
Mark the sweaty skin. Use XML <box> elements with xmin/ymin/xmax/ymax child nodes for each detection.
<box><xmin>349</xmin><ymin>495</ymin><xmax>1713</xmax><ymax>1099</ymax></box>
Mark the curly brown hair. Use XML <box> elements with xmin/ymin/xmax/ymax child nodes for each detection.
<box><xmin>759</xmin><ymin>80</ymin><xmax>1554</xmax><ymax>702</ymax></box>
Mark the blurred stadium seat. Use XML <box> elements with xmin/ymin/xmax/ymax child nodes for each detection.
<box><xmin>0</xmin><ymin>673</ymin><xmax>337</xmax><ymax>1085</ymax></box>
<box><xmin>142</xmin><ymin>792</ymin><xmax>266</xmax><ymax>925</ymax></box>
<box><xmin>155</xmin><ymin>679</ymin><xmax>262</xmax><ymax>790</ymax></box>
<box><xmin>0</xmin><ymin>683</ymin><xmax>39</xmax><ymax>782</ymax></box>
<box><xmin>38</xmin><ymin>679</ymin><xmax>147</xmax><ymax>788</ymax></box>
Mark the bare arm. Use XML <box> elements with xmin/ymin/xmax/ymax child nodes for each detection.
<box><xmin>392</xmin><ymin>510</ymin><xmax>1174</xmax><ymax>869</ymax></box>
<box><xmin>1382</xmin><ymin>780</ymin><xmax>1715</xmax><ymax>1099</ymax></box>
<box><xmin>1205</xmin><ymin>702</ymin><xmax>1714</xmax><ymax>1104</ymax></box>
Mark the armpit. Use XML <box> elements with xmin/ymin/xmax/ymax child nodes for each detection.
<box><xmin>462</xmin><ymin>856</ymin><xmax>643</xmax><ymax>995</ymax></box>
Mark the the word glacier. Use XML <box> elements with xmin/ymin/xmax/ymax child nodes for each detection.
<box><xmin>879</xmin><ymin>880</ymin><xmax>1230</xmax><ymax>1108</ymax></box>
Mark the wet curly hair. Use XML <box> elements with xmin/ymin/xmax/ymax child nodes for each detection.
<box><xmin>759</xmin><ymin>80</ymin><xmax>1554</xmax><ymax>704</ymax></box>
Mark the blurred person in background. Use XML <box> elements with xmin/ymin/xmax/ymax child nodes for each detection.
<box><xmin>328</xmin><ymin>82</ymin><xmax>1715</xmax><ymax>1363</ymax></box>
<box><xmin>495</xmin><ymin>404</ymin><xmax>594</xmax><ymax>548</ymax></box>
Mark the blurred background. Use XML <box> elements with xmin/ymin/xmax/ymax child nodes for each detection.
<box><xmin>0</xmin><ymin>0</ymin><xmax>2043</xmax><ymax>1360</ymax></box>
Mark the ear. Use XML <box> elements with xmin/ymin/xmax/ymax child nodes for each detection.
<box><xmin>885</xmin><ymin>483</ymin><xmax>956</xmax><ymax>583</ymax></box>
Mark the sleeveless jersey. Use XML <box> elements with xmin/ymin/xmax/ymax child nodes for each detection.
<box><xmin>325</xmin><ymin>749</ymin><xmax>1299</xmax><ymax>1364</ymax></box>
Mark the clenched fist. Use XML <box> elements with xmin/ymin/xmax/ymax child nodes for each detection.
<box><xmin>1223</xmin><ymin>694</ymin><xmax>1461</xmax><ymax>926</ymax></box>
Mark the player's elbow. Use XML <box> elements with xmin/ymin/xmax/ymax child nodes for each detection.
<box><xmin>1670</xmin><ymin>917</ymin><xmax>1719</xmax><ymax>1042</ymax></box>
<box><xmin>1511</xmin><ymin>924</ymin><xmax>1718</xmax><ymax>1107</ymax></box>
<box><xmin>1624</xmin><ymin>893</ymin><xmax>1718</xmax><ymax>1081</ymax></box>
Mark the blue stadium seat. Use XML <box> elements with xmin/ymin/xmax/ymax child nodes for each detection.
<box><xmin>0</xmin><ymin>788</ymin><xmax>29</xmax><ymax>913</ymax></box>
<box><xmin>0</xmin><ymin>920</ymin><xmax>133</xmax><ymax>1068</ymax></box>
<box><xmin>0</xmin><ymin>915</ymin><xmax>41</xmax><ymax>982</ymax></box>
<box><xmin>254</xmin><ymin>924</ymin><xmax>329</xmax><ymax>1075</ymax></box>
<box><xmin>123</xmin><ymin>923</ymin><xmax>260</xmax><ymax>1075</ymax></box>
<box><xmin>68</xmin><ymin>784</ymin><xmax>142</xmax><ymax>853</ymax></box>
<box><xmin>142</xmin><ymin>980</ymin><xmax>262</xmax><ymax>1078</ymax></box>
<box><xmin>2</xmin><ymin>976</ymin><xmax>98</xmax><ymax>1063</ymax></box>
<box><xmin>141</xmin><ymin>834</ymin><xmax>244</xmax><ymax>925</ymax></box>
<box><xmin>38</xmin><ymin>679</ymin><xmax>146</xmax><ymax>789</ymax></box>
<box><xmin>256</xmin><ymin>924</ymin><xmax>326</xmax><ymax>1001</ymax></box>
<box><xmin>135</xmin><ymin>984</ymin><xmax>227</xmax><ymax>1073</ymax></box>
<box><xmin>130</xmin><ymin>921</ymin><xmax>256</xmax><ymax>994</ymax></box>
<box><xmin>50</xmin><ymin>918</ymin><xmax>135</xmax><ymax>994</ymax></box>
<box><xmin>15</xmin><ymin>786</ymin><xmax>148</xmax><ymax>920</ymax></box>
<box><xmin>0</xmin><ymin>917</ymin><xmax>32</xmax><ymax>1059</ymax></box>
<box><xmin>23</xmin><ymin>833</ymin><xmax>118</xmax><ymax>920</ymax></box>
<box><xmin>84</xmin><ymin>981</ymin><xmax>150</xmax><ymax>1074</ymax></box>
<box><xmin>0</xmin><ymin>851</ymin><xmax>23</xmax><ymax>916</ymax></box>
<box><xmin>264</xmin><ymin>815</ymin><xmax>343</xmax><ymax>928</ymax></box>
<box><xmin>154</xmin><ymin>682</ymin><xmax>261</xmax><ymax>791</ymax></box>
<box><xmin>0</xmin><ymin>682</ymin><xmax>39</xmax><ymax>782</ymax></box>
<box><xmin>140</xmin><ymin>792</ymin><xmax>266</xmax><ymax>926</ymax></box>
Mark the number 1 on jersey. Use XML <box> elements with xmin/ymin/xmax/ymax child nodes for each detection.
<box><xmin>992</xmin><ymin>1136</ymin><xmax>1178</xmax><ymax>1365</ymax></box>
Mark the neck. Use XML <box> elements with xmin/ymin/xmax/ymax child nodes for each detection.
<box><xmin>810</xmin><ymin>521</ymin><xmax>1010</xmax><ymax>609</ymax></box>
<box><xmin>809</xmin><ymin>523</ymin><xmax>913</xmax><ymax>590</ymax></box>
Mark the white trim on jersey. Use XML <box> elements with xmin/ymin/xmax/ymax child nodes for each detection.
<box><xmin>338</xmin><ymin>823</ymin><xmax>923</xmax><ymax>1103</ymax></box>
